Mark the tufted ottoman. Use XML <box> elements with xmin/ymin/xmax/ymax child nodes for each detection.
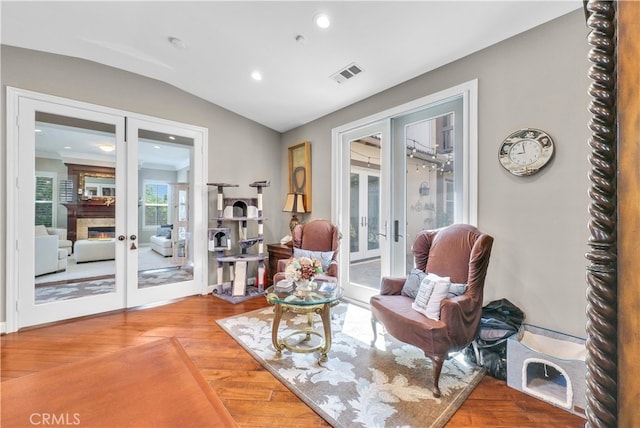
<box><xmin>74</xmin><ymin>239</ymin><xmax>116</xmax><ymax>263</ymax></box>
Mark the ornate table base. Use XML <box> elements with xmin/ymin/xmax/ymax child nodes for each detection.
<box><xmin>270</xmin><ymin>301</ymin><xmax>338</xmax><ymax>362</ymax></box>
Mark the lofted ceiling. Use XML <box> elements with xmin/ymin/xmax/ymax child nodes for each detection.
<box><xmin>1</xmin><ymin>1</ymin><xmax>581</xmax><ymax>133</ymax></box>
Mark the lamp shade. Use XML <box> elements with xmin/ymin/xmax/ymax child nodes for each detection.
<box><xmin>282</xmin><ymin>193</ymin><xmax>306</xmax><ymax>214</ymax></box>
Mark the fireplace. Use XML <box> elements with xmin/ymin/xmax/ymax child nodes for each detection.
<box><xmin>88</xmin><ymin>226</ymin><xmax>116</xmax><ymax>239</ymax></box>
<box><xmin>76</xmin><ymin>218</ymin><xmax>116</xmax><ymax>241</ymax></box>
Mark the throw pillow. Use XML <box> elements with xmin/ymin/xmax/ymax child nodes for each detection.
<box><xmin>411</xmin><ymin>276</ymin><xmax>436</xmax><ymax>315</ymax></box>
<box><xmin>412</xmin><ymin>273</ymin><xmax>451</xmax><ymax>320</ymax></box>
<box><xmin>293</xmin><ymin>248</ymin><xmax>334</xmax><ymax>272</ymax></box>
<box><xmin>447</xmin><ymin>283</ymin><xmax>468</xmax><ymax>298</ymax></box>
<box><xmin>156</xmin><ymin>226</ymin><xmax>172</xmax><ymax>239</ymax></box>
<box><xmin>401</xmin><ymin>268</ymin><xmax>427</xmax><ymax>298</ymax></box>
<box><xmin>35</xmin><ymin>225</ymin><xmax>49</xmax><ymax>236</ymax></box>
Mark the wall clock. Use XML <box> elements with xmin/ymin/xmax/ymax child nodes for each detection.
<box><xmin>498</xmin><ymin>128</ymin><xmax>554</xmax><ymax>176</ymax></box>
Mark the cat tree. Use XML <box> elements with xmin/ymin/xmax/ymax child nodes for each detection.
<box><xmin>207</xmin><ymin>181</ymin><xmax>269</xmax><ymax>298</ymax></box>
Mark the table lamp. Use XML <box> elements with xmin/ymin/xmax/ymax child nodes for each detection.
<box><xmin>282</xmin><ymin>193</ymin><xmax>306</xmax><ymax>232</ymax></box>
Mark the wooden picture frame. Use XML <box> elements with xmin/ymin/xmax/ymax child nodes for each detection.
<box><xmin>288</xmin><ymin>141</ymin><xmax>312</xmax><ymax>211</ymax></box>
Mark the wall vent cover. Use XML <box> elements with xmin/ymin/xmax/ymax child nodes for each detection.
<box><xmin>331</xmin><ymin>63</ymin><xmax>364</xmax><ymax>84</ymax></box>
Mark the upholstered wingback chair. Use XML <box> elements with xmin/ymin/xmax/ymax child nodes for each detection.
<box><xmin>273</xmin><ymin>219</ymin><xmax>340</xmax><ymax>284</ymax></box>
<box><xmin>370</xmin><ymin>224</ymin><xmax>493</xmax><ymax>397</ymax></box>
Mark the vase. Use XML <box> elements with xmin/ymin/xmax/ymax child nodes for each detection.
<box><xmin>295</xmin><ymin>279</ymin><xmax>311</xmax><ymax>291</ymax></box>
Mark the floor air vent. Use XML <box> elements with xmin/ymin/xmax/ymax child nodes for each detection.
<box><xmin>331</xmin><ymin>63</ymin><xmax>364</xmax><ymax>84</ymax></box>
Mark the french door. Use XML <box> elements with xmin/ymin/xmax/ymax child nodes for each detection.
<box><xmin>333</xmin><ymin>81</ymin><xmax>477</xmax><ymax>306</ymax></box>
<box><xmin>6</xmin><ymin>88</ymin><xmax>206</xmax><ymax>331</ymax></box>
<box><xmin>125</xmin><ymin>118</ymin><xmax>205</xmax><ymax>307</ymax></box>
<box><xmin>350</xmin><ymin>167</ymin><xmax>381</xmax><ymax>262</ymax></box>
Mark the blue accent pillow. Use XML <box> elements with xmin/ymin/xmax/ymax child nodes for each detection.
<box><xmin>447</xmin><ymin>283</ymin><xmax>468</xmax><ymax>298</ymax></box>
<box><xmin>401</xmin><ymin>268</ymin><xmax>426</xmax><ymax>298</ymax></box>
<box><xmin>156</xmin><ymin>226</ymin><xmax>172</xmax><ymax>239</ymax></box>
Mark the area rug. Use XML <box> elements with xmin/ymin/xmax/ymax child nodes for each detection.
<box><xmin>217</xmin><ymin>303</ymin><xmax>485</xmax><ymax>428</ymax></box>
<box><xmin>35</xmin><ymin>277</ymin><xmax>115</xmax><ymax>303</ymax></box>
<box><xmin>34</xmin><ymin>268</ymin><xmax>193</xmax><ymax>303</ymax></box>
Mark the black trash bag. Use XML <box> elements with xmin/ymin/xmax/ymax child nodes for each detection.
<box><xmin>463</xmin><ymin>298</ymin><xmax>525</xmax><ymax>380</ymax></box>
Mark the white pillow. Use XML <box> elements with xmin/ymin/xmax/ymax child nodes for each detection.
<box><xmin>35</xmin><ymin>225</ymin><xmax>49</xmax><ymax>236</ymax></box>
<box><xmin>412</xmin><ymin>273</ymin><xmax>451</xmax><ymax>320</ymax></box>
<box><xmin>293</xmin><ymin>248</ymin><xmax>334</xmax><ymax>272</ymax></box>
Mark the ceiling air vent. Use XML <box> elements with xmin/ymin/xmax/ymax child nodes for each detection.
<box><xmin>331</xmin><ymin>63</ymin><xmax>364</xmax><ymax>84</ymax></box>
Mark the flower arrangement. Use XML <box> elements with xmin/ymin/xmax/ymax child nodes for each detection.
<box><xmin>284</xmin><ymin>256</ymin><xmax>323</xmax><ymax>282</ymax></box>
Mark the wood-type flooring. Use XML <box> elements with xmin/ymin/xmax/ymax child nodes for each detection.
<box><xmin>1</xmin><ymin>295</ymin><xmax>585</xmax><ymax>427</ymax></box>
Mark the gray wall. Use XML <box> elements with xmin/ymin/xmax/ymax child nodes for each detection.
<box><xmin>2</xmin><ymin>9</ymin><xmax>590</xmax><ymax>336</ymax></box>
<box><xmin>1</xmin><ymin>45</ymin><xmax>283</xmax><ymax>323</ymax></box>
<box><xmin>282</xmin><ymin>10</ymin><xmax>590</xmax><ymax>337</ymax></box>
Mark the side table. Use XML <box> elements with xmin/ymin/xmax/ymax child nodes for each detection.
<box><xmin>265</xmin><ymin>283</ymin><xmax>342</xmax><ymax>363</ymax></box>
<box><xmin>266</xmin><ymin>243</ymin><xmax>292</xmax><ymax>286</ymax></box>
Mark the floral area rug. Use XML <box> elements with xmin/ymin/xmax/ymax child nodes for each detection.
<box><xmin>217</xmin><ymin>302</ymin><xmax>485</xmax><ymax>428</ymax></box>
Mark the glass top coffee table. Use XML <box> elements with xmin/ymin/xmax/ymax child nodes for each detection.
<box><xmin>265</xmin><ymin>282</ymin><xmax>342</xmax><ymax>362</ymax></box>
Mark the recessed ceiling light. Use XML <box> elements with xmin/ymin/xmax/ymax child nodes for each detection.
<box><xmin>314</xmin><ymin>13</ymin><xmax>331</xmax><ymax>29</ymax></box>
<box><xmin>64</xmin><ymin>146</ymin><xmax>72</xmax><ymax>150</ymax></box>
<box><xmin>98</xmin><ymin>144</ymin><xmax>115</xmax><ymax>152</ymax></box>
<box><xmin>154</xmin><ymin>145</ymin><xmax>161</xmax><ymax>149</ymax></box>
<box><xmin>34</xmin><ymin>128</ymin><xmax>42</xmax><ymax>133</ymax></box>
<box><xmin>168</xmin><ymin>136</ymin><xmax>176</xmax><ymax>140</ymax></box>
<box><xmin>251</xmin><ymin>71</ymin><xmax>263</xmax><ymax>81</ymax></box>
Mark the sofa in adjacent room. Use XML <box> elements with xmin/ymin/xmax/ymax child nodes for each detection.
<box><xmin>35</xmin><ymin>233</ymin><xmax>68</xmax><ymax>276</ymax></box>
<box><xmin>150</xmin><ymin>225</ymin><xmax>173</xmax><ymax>257</ymax></box>
<box><xmin>35</xmin><ymin>225</ymin><xmax>73</xmax><ymax>256</ymax></box>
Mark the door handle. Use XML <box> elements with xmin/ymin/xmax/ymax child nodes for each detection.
<box><xmin>394</xmin><ymin>220</ymin><xmax>404</xmax><ymax>242</ymax></box>
<box><xmin>118</xmin><ymin>235</ymin><xmax>126</xmax><ymax>241</ymax></box>
<box><xmin>378</xmin><ymin>220</ymin><xmax>387</xmax><ymax>238</ymax></box>
<box><xmin>129</xmin><ymin>234</ymin><xmax>137</xmax><ymax>241</ymax></box>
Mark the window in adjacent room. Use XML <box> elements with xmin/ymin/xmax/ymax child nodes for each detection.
<box><xmin>143</xmin><ymin>181</ymin><xmax>170</xmax><ymax>228</ymax></box>
<box><xmin>35</xmin><ymin>171</ymin><xmax>56</xmax><ymax>227</ymax></box>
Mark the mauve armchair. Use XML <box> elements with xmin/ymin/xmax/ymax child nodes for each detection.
<box><xmin>370</xmin><ymin>224</ymin><xmax>494</xmax><ymax>397</ymax></box>
<box><xmin>273</xmin><ymin>219</ymin><xmax>340</xmax><ymax>284</ymax></box>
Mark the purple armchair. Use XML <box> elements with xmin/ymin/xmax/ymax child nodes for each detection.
<box><xmin>370</xmin><ymin>224</ymin><xmax>494</xmax><ymax>397</ymax></box>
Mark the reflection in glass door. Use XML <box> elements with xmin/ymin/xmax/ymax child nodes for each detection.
<box><xmin>350</xmin><ymin>169</ymin><xmax>381</xmax><ymax>261</ymax></box>
<box><xmin>136</xmin><ymin>132</ymin><xmax>194</xmax><ymax>287</ymax></box>
<box><xmin>34</xmin><ymin>113</ymin><xmax>120</xmax><ymax>304</ymax></box>
<box><xmin>391</xmin><ymin>96</ymin><xmax>463</xmax><ymax>272</ymax></box>
<box><xmin>348</xmin><ymin>135</ymin><xmax>381</xmax><ymax>290</ymax></box>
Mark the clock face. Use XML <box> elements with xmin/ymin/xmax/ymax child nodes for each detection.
<box><xmin>508</xmin><ymin>139</ymin><xmax>542</xmax><ymax>166</ymax></box>
<box><xmin>499</xmin><ymin>129</ymin><xmax>554</xmax><ymax>176</ymax></box>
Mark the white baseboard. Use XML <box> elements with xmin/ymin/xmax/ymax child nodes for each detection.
<box><xmin>0</xmin><ymin>322</ymin><xmax>6</xmax><ymax>334</ymax></box>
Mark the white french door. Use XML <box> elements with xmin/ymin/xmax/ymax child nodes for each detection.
<box><xmin>125</xmin><ymin>118</ymin><xmax>205</xmax><ymax>307</ymax></box>
<box><xmin>335</xmin><ymin>121</ymin><xmax>390</xmax><ymax>303</ymax></box>
<box><xmin>350</xmin><ymin>166</ymin><xmax>381</xmax><ymax>262</ymax></box>
<box><xmin>6</xmin><ymin>88</ymin><xmax>207</xmax><ymax>332</ymax></box>
<box><xmin>333</xmin><ymin>80</ymin><xmax>477</xmax><ymax>306</ymax></box>
<box><xmin>9</xmin><ymin>93</ymin><xmax>127</xmax><ymax>329</ymax></box>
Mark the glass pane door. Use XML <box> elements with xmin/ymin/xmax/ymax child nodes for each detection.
<box><xmin>16</xmin><ymin>98</ymin><xmax>126</xmax><ymax>329</ymax></box>
<box><xmin>125</xmin><ymin>118</ymin><xmax>204</xmax><ymax>307</ymax></box>
<box><xmin>391</xmin><ymin>96</ymin><xmax>463</xmax><ymax>274</ymax></box>
<box><xmin>348</xmin><ymin>136</ymin><xmax>382</xmax><ymax>291</ymax></box>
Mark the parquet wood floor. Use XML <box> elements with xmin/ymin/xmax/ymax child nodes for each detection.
<box><xmin>1</xmin><ymin>295</ymin><xmax>584</xmax><ymax>427</ymax></box>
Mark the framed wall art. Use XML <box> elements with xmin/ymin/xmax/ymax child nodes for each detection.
<box><xmin>288</xmin><ymin>141</ymin><xmax>312</xmax><ymax>212</ymax></box>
